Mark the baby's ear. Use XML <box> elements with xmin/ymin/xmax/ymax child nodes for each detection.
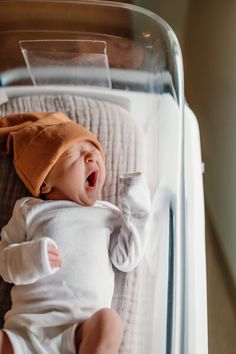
<box><xmin>40</xmin><ymin>181</ymin><xmax>52</xmax><ymax>195</ymax></box>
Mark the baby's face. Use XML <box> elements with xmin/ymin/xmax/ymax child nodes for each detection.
<box><xmin>42</xmin><ymin>141</ymin><xmax>106</xmax><ymax>206</ymax></box>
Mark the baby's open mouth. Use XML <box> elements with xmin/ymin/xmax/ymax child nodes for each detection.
<box><xmin>86</xmin><ymin>171</ymin><xmax>98</xmax><ymax>188</ymax></box>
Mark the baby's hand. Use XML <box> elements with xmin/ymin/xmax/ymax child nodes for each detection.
<box><xmin>47</xmin><ymin>244</ymin><xmax>62</xmax><ymax>269</ymax></box>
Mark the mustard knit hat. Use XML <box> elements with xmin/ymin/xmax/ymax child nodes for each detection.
<box><xmin>0</xmin><ymin>112</ymin><xmax>104</xmax><ymax>197</ymax></box>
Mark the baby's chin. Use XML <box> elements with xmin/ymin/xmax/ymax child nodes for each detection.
<box><xmin>79</xmin><ymin>184</ymin><xmax>104</xmax><ymax>206</ymax></box>
<box><xmin>83</xmin><ymin>200</ymin><xmax>96</xmax><ymax>207</ymax></box>
<box><xmin>43</xmin><ymin>189</ymin><xmax>98</xmax><ymax>206</ymax></box>
<box><xmin>74</xmin><ymin>193</ymin><xmax>98</xmax><ymax>207</ymax></box>
<box><xmin>78</xmin><ymin>196</ymin><xmax>97</xmax><ymax>206</ymax></box>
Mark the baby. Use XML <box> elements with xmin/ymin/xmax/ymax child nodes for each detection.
<box><xmin>0</xmin><ymin>112</ymin><xmax>151</xmax><ymax>354</ymax></box>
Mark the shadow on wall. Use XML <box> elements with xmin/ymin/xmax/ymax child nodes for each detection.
<box><xmin>183</xmin><ymin>0</ymin><xmax>236</xmax><ymax>293</ymax></box>
<box><xmin>135</xmin><ymin>0</ymin><xmax>189</xmax><ymax>44</ymax></box>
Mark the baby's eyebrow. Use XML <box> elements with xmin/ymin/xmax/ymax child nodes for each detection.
<box><xmin>81</xmin><ymin>141</ymin><xmax>98</xmax><ymax>151</ymax></box>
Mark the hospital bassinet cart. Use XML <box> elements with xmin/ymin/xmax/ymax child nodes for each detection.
<box><xmin>0</xmin><ymin>1</ymin><xmax>208</xmax><ymax>353</ymax></box>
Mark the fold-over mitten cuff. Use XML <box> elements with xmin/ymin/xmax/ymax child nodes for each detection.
<box><xmin>5</xmin><ymin>237</ymin><xmax>59</xmax><ymax>285</ymax></box>
<box><xmin>119</xmin><ymin>172</ymin><xmax>151</xmax><ymax>215</ymax></box>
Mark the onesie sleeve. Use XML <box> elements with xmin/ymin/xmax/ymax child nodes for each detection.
<box><xmin>0</xmin><ymin>199</ymin><xmax>58</xmax><ymax>285</ymax></box>
<box><xmin>109</xmin><ymin>173</ymin><xmax>151</xmax><ymax>272</ymax></box>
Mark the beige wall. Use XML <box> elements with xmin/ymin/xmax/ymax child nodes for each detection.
<box><xmin>184</xmin><ymin>0</ymin><xmax>236</xmax><ymax>289</ymax></box>
<box><xmin>135</xmin><ymin>0</ymin><xmax>189</xmax><ymax>43</ymax></box>
<box><xmin>136</xmin><ymin>0</ymin><xmax>236</xmax><ymax>288</ymax></box>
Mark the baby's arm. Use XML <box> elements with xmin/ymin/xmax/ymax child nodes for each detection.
<box><xmin>0</xmin><ymin>199</ymin><xmax>61</xmax><ymax>285</ymax></box>
<box><xmin>109</xmin><ymin>173</ymin><xmax>151</xmax><ymax>272</ymax></box>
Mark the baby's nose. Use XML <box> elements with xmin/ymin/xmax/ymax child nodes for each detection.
<box><xmin>85</xmin><ymin>151</ymin><xmax>97</xmax><ymax>163</ymax></box>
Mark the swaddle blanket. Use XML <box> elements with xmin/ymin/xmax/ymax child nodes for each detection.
<box><xmin>0</xmin><ymin>94</ymin><xmax>150</xmax><ymax>354</ymax></box>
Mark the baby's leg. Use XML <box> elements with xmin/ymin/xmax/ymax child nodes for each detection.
<box><xmin>75</xmin><ymin>308</ymin><xmax>124</xmax><ymax>354</ymax></box>
<box><xmin>0</xmin><ymin>330</ymin><xmax>14</xmax><ymax>354</ymax></box>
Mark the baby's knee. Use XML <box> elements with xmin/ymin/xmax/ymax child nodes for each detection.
<box><xmin>96</xmin><ymin>308</ymin><xmax>124</xmax><ymax>343</ymax></box>
<box><xmin>0</xmin><ymin>331</ymin><xmax>14</xmax><ymax>354</ymax></box>
<box><xmin>76</xmin><ymin>309</ymin><xmax>124</xmax><ymax>353</ymax></box>
<box><xmin>97</xmin><ymin>308</ymin><xmax>124</xmax><ymax>334</ymax></box>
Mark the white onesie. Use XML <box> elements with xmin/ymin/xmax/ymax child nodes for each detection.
<box><xmin>0</xmin><ymin>173</ymin><xmax>151</xmax><ymax>354</ymax></box>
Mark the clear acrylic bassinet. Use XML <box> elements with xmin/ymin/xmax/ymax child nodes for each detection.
<box><xmin>0</xmin><ymin>1</ymin><xmax>208</xmax><ymax>354</ymax></box>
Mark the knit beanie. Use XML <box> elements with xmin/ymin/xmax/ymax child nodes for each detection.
<box><xmin>0</xmin><ymin>112</ymin><xmax>104</xmax><ymax>197</ymax></box>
